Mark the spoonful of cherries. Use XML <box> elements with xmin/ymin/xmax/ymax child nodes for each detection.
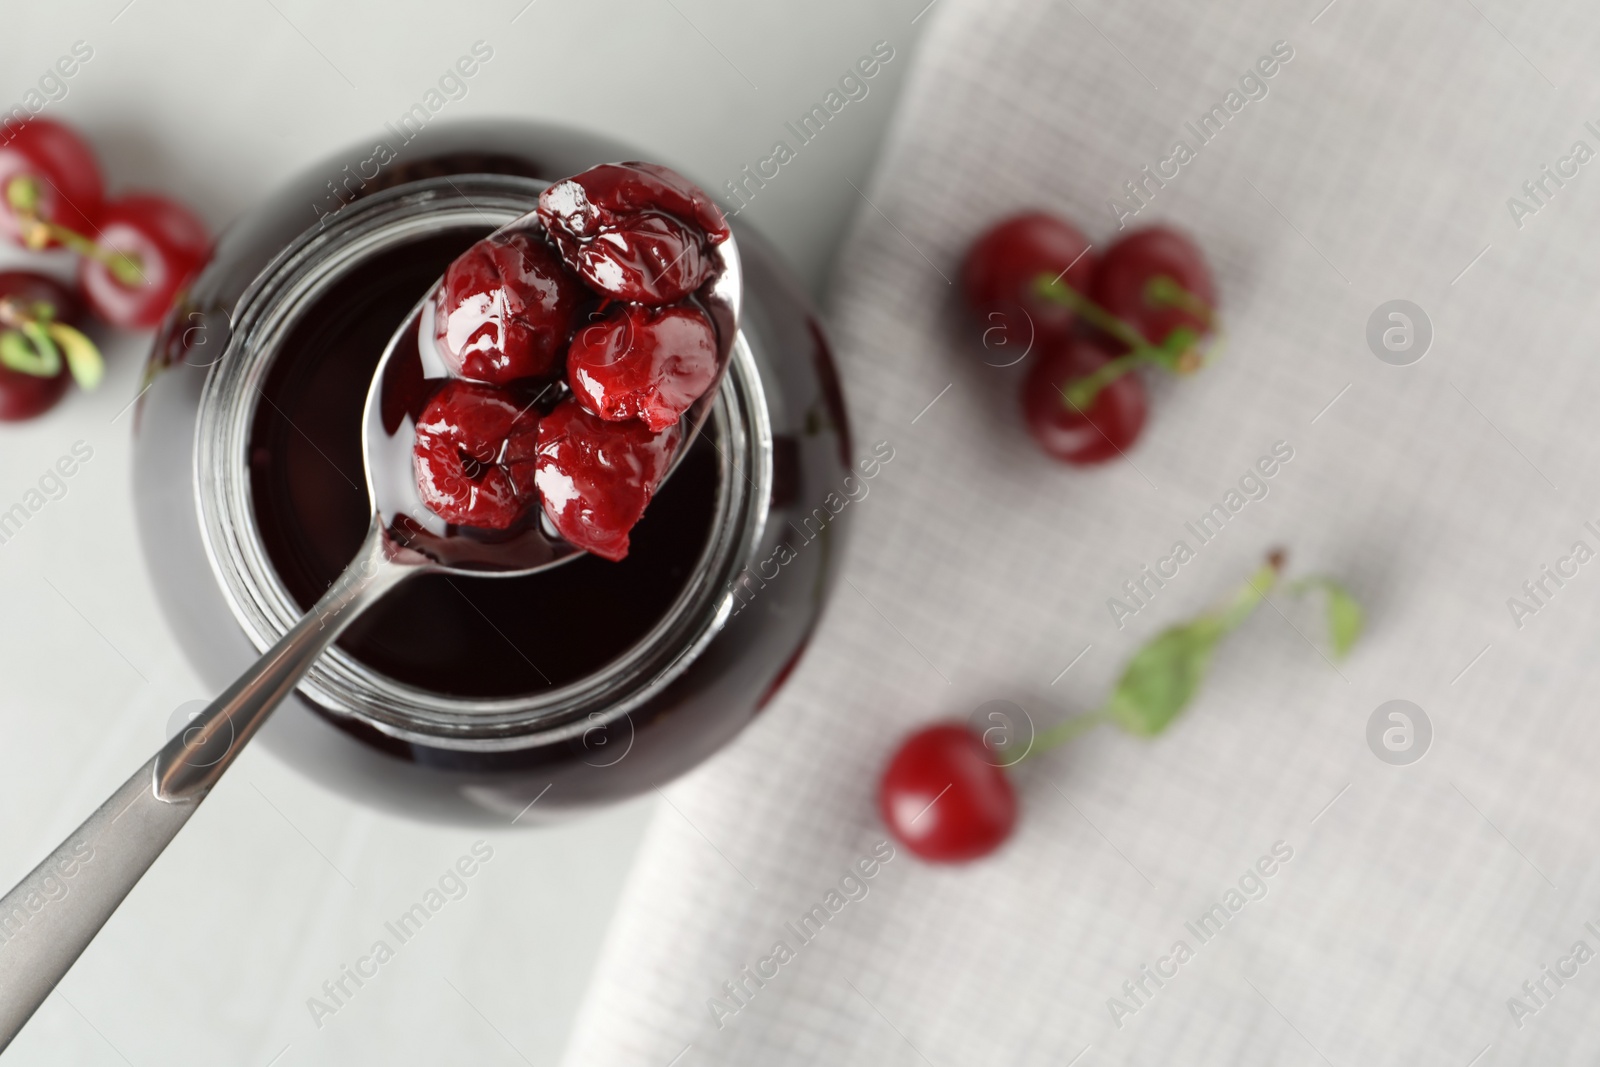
<box><xmin>0</xmin><ymin>162</ymin><xmax>740</xmax><ymax>1049</ymax></box>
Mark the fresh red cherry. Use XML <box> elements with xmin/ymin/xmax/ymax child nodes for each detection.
<box><xmin>433</xmin><ymin>229</ymin><xmax>588</xmax><ymax>385</ymax></box>
<box><xmin>1021</xmin><ymin>335</ymin><xmax>1148</xmax><ymax>465</ymax></box>
<box><xmin>538</xmin><ymin>162</ymin><xmax>730</xmax><ymax>305</ymax></box>
<box><xmin>0</xmin><ymin>272</ymin><xmax>83</xmax><ymax>421</ymax></box>
<box><xmin>534</xmin><ymin>397</ymin><xmax>681</xmax><ymax>561</ymax></box>
<box><xmin>77</xmin><ymin>194</ymin><xmax>210</xmax><ymax>329</ymax></box>
<box><xmin>567</xmin><ymin>302</ymin><xmax>718</xmax><ymax>431</ymax></box>
<box><xmin>0</xmin><ymin>119</ymin><xmax>104</xmax><ymax>249</ymax></box>
<box><xmin>1090</xmin><ymin>226</ymin><xmax>1215</xmax><ymax>350</ymax></box>
<box><xmin>0</xmin><ymin>363</ymin><xmax>67</xmax><ymax>422</ymax></box>
<box><xmin>0</xmin><ymin>358</ymin><xmax>67</xmax><ymax>422</ymax></box>
<box><xmin>961</xmin><ymin>212</ymin><xmax>1095</xmax><ymax>354</ymax></box>
<box><xmin>413</xmin><ymin>380</ymin><xmax>540</xmax><ymax>530</ymax></box>
<box><xmin>879</xmin><ymin>723</ymin><xmax>1016</xmax><ymax>863</ymax></box>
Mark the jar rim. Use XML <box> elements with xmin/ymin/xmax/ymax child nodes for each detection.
<box><xmin>193</xmin><ymin>174</ymin><xmax>773</xmax><ymax>752</ymax></box>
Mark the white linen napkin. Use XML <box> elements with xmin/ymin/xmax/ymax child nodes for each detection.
<box><xmin>561</xmin><ymin>0</ymin><xmax>1600</xmax><ymax>1062</ymax></box>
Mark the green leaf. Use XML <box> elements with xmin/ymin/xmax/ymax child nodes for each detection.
<box><xmin>49</xmin><ymin>323</ymin><xmax>103</xmax><ymax>391</ymax></box>
<box><xmin>1291</xmin><ymin>576</ymin><xmax>1363</xmax><ymax>658</ymax></box>
<box><xmin>1105</xmin><ymin>621</ymin><xmax>1220</xmax><ymax>736</ymax></box>
<box><xmin>1105</xmin><ymin>560</ymin><xmax>1279</xmax><ymax>737</ymax></box>
<box><xmin>1328</xmin><ymin>594</ymin><xmax>1362</xmax><ymax>657</ymax></box>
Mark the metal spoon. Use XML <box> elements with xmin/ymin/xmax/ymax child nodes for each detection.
<box><xmin>0</xmin><ymin>212</ymin><xmax>741</xmax><ymax>1049</ymax></box>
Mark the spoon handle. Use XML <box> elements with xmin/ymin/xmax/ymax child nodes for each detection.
<box><xmin>0</xmin><ymin>519</ymin><xmax>411</xmax><ymax>1050</ymax></box>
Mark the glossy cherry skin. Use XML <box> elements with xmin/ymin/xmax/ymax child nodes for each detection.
<box><xmin>567</xmin><ymin>302</ymin><xmax>718</xmax><ymax>431</ymax></box>
<box><xmin>962</xmin><ymin>212</ymin><xmax>1095</xmax><ymax>354</ymax></box>
<box><xmin>1021</xmin><ymin>336</ymin><xmax>1148</xmax><ymax>465</ymax></box>
<box><xmin>879</xmin><ymin>723</ymin><xmax>1017</xmax><ymax>863</ymax></box>
<box><xmin>413</xmin><ymin>381</ymin><xmax>540</xmax><ymax>530</ymax></box>
<box><xmin>433</xmin><ymin>230</ymin><xmax>588</xmax><ymax>385</ymax></box>
<box><xmin>0</xmin><ymin>362</ymin><xmax>68</xmax><ymax>422</ymax></box>
<box><xmin>78</xmin><ymin>194</ymin><xmax>210</xmax><ymax>329</ymax></box>
<box><xmin>1090</xmin><ymin>226</ymin><xmax>1215</xmax><ymax>348</ymax></box>
<box><xmin>534</xmin><ymin>398</ymin><xmax>681</xmax><ymax>562</ymax></box>
<box><xmin>0</xmin><ymin>119</ymin><xmax>105</xmax><ymax>249</ymax></box>
<box><xmin>0</xmin><ymin>272</ymin><xmax>79</xmax><ymax>420</ymax></box>
<box><xmin>538</xmin><ymin>161</ymin><xmax>730</xmax><ymax>305</ymax></box>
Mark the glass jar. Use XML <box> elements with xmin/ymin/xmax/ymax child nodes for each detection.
<box><xmin>131</xmin><ymin>121</ymin><xmax>850</xmax><ymax>824</ymax></box>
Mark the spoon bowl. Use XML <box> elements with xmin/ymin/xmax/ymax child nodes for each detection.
<box><xmin>359</xmin><ymin>216</ymin><xmax>739</xmax><ymax>575</ymax></box>
<box><xmin>365</xmin><ymin>209</ymin><xmax>741</xmax><ymax>575</ymax></box>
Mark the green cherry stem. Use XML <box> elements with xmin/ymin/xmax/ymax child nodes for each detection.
<box><xmin>1033</xmin><ymin>274</ymin><xmax>1213</xmax><ymax>411</ymax></box>
<box><xmin>1144</xmin><ymin>274</ymin><xmax>1214</xmax><ymax>325</ymax></box>
<box><xmin>1061</xmin><ymin>348</ymin><xmax>1163</xmax><ymax>411</ymax></box>
<box><xmin>1211</xmin><ymin>550</ymin><xmax>1285</xmax><ymax>635</ymax></box>
<box><xmin>5</xmin><ymin>176</ymin><xmax>146</xmax><ymax>286</ymax></box>
<box><xmin>45</xmin><ymin>225</ymin><xmax>146</xmax><ymax>287</ymax></box>
<box><xmin>1013</xmin><ymin>550</ymin><xmax>1290</xmax><ymax>767</ymax></box>
<box><xmin>1024</xmin><ymin>708</ymin><xmax>1112</xmax><ymax>755</ymax></box>
<box><xmin>1033</xmin><ymin>275</ymin><xmax>1148</xmax><ymax>351</ymax></box>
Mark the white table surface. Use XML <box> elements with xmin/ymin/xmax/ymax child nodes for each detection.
<box><xmin>0</xmin><ymin>3</ymin><xmax>923</xmax><ymax>1063</ymax></box>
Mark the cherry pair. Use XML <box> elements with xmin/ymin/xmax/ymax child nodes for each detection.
<box><xmin>961</xmin><ymin>214</ymin><xmax>1217</xmax><ymax>464</ymax></box>
<box><xmin>413</xmin><ymin>162</ymin><xmax>729</xmax><ymax>561</ymax></box>
<box><xmin>1</xmin><ymin>119</ymin><xmax>209</xmax><ymax>330</ymax></box>
<box><xmin>0</xmin><ymin>118</ymin><xmax>211</xmax><ymax>421</ymax></box>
